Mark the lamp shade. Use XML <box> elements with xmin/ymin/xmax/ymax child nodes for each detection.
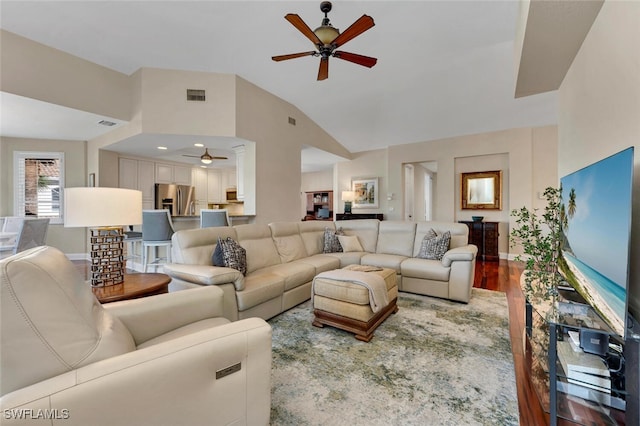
<box><xmin>341</xmin><ymin>191</ymin><xmax>355</xmax><ymax>202</ymax></box>
<box><xmin>64</xmin><ymin>187</ymin><xmax>143</xmax><ymax>228</ymax></box>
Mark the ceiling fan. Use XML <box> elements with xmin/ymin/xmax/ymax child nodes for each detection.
<box><xmin>272</xmin><ymin>1</ymin><xmax>377</xmax><ymax>81</ymax></box>
<box><xmin>182</xmin><ymin>148</ymin><xmax>228</xmax><ymax>165</ymax></box>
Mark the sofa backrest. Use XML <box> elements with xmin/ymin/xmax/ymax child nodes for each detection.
<box><xmin>298</xmin><ymin>220</ymin><xmax>335</xmax><ymax>255</ymax></box>
<box><xmin>269</xmin><ymin>221</ymin><xmax>309</xmax><ymax>263</ymax></box>
<box><xmin>376</xmin><ymin>221</ymin><xmax>417</xmax><ymax>257</ymax></box>
<box><xmin>171</xmin><ymin>227</ymin><xmax>238</xmax><ymax>265</ymax></box>
<box><xmin>1</xmin><ymin>246</ymin><xmax>135</xmax><ymax>396</ymax></box>
<box><xmin>335</xmin><ymin>219</ymin><xmax>379</xmax><ymax>253</ymax></box>
<box><xmin>413</xmin><ymin>221</ymin><xmax>469</xmax><ymax>256</ymax></box>
<box><xmin>235</xmin><ymin>223</ymin><xmax>282</xmax><ymax>273</ymax></box>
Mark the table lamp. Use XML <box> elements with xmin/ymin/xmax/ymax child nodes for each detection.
<box><xmin>64</xmin><ymin>187</ymin><xmax>142</xmax><ymax>287</ymax></box>
<box><xmin>342</xmin><ymin>191</ymin><xmax>355</xmax><ymax>214</ymax></box>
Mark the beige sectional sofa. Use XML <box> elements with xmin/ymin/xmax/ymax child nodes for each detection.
<box><xmin>164</xmin><ymin>219</ymin><xmax>478</xmax><ymax>322</ymax></box>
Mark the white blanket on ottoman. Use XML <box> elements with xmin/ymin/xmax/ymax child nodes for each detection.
<box><xmin>312</xmin><ymin>269</ymin><xmax>389</xmax><ymax>313</ymax></box>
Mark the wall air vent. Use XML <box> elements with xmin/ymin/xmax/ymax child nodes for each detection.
<box><xmin>187</xmin><ymin>89</ymin><xmax>206</xmax><ymax>102</ymax></box>
<box><xmin>98</xmin><ymin>120</ymin><xmax>116</xmax><ymax>126</ymax></box>
<box><xmin>288</xmin><ymin>117</ymin><xmax>296</xmax><ymax>126</ymax></box>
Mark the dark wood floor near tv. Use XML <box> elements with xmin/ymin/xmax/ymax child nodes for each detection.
<box><xmin>74</xmin><ymin>259</ymin><xmax>620</xmax><ymax>425</ymax></box>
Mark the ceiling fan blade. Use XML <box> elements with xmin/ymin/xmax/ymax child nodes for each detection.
<box><xmin>182</xmin><ymin>154</ymin><xmax>200</xmax><ymax>158</ymax></box>
<box><xmin>333</xmin><ymin>51</ymin><xmax>377</xmax><ymax>68</ymax></box>
<box><xmin>272</xmin><ymin>51</ymin><xmax>316</xmax><ymax>62</ymax></box>
<box><xmin>212</xmin><ymin>156</ymin><xmax>228</xmax><ymax>160</ymax></box>
<box><xmin>285</xmin><ymin>14</ymin><xmax>322</xmax><ymax>46</ymax></box>
<box><xmin>331</xmin><ymin>15</ymin><xmax>375</xmax><ymax>48</ymax></box>
<box><xmin>317</xmin><ymin>57</ymin><xmax>329</xmax><ymax>81</ymax></box>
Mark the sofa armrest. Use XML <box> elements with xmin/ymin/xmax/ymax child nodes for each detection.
<box><xmin>441</xmin><ymin>245</ymin><xmax>478</xmax><ymax>267</ymax></box>
<box><xmin>104</xmin><ymin>286</ymin><xmax>225</xmax><ymax>344</ymax></box>
<box><xmin>0</xmin><ymin>318</ymin><xmax>272</xmax><ymax>426</ymax></box>
<box><xmin>163</xmin><ymin>263</ymin><xmax>245</xmax><ymax>291</ymax></box>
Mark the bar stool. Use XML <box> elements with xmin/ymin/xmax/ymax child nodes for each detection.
<box><xmin>141</xmin><ymin>210</ymin><xmax>175</xmax><ymax>272</ymax></box>
<box><xmin>200</xmin><ymin>209</ymin><xmax>230</xmax><ymax>228</ymax></box>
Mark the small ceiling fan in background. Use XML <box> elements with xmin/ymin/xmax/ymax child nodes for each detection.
<box><xmin>182</xmin><ymin>148</ymin><xmax>228</xmax><ymax>165</ymax></box>
<box><xmin>272</xmin><ymin>1</ymin><xmax>377</xmax><ymax>81</ymax></box>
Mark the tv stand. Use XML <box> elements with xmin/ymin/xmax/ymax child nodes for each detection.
<box><xmin>522</xmin><ymin>274</ymin><xmax>633</xmax><ymax>425</ymax></box>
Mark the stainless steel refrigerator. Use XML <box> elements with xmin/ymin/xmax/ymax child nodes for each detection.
<box><xmin>154</xmin><ymin>184</ymin><xmax>196</xmax><ymax>216</ymax></box>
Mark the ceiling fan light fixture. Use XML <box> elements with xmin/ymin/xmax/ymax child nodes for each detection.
<box><xmin>200</xmin><ymin>148</ymin><xmax>214</xmax><ymax>164</ymax></box>
<box><xmin>314</xmin><ymin>24</ymin><xmax>339</xmax><ymax>45</ymax></box>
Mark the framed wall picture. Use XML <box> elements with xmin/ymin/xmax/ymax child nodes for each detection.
<box><xmin>461</xmin><ymin>170</ymin><xmax>502</xmax><ymax>210</ymax></box>
<box><xmin>352</xmin><ymin>177</ymin><xmax>379</xmax><ymax>208</ymax></box>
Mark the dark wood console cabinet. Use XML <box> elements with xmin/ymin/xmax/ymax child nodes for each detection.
<box><xmin>336</xmin><ymin>213</ymin><xmax>384</xmax><ymax>221</ymax></box>
<box><xmin>459</xmin><ymin>221</ymin><xmax>499</xmax><ymax>261</ymax></box>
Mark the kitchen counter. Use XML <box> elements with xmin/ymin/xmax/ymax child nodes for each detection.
<box><xmin>170</xmin><ymin>214</ymin><xmax>254</xmax><ymax>230</ymax></box>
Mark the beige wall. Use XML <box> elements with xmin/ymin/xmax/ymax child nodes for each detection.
<box><xmin>0</xmin><ymin>30</ymin><xmax>131</xmax><ymax>121</ymax></box>
<box><xmin>335</xmin><ymin>126</ymin><xmax>557</xmax><ymax>258</ymax></box>
<box><xmin>235</xmin><ymin>77</ymin><xmax>348</xmax><ymax>224</ymax></box>
<box><xmin>0</xmin><ymin>137</ymin><xmax>87</xmax><ymax>255</ymax></box>
<box><xmin>558</xmin><ymin>0</ymin><xmax>640</xmax><ymax>318</ymax></box>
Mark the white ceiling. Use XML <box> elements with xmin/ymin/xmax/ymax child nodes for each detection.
<box><xmin>0</xmin><ymin>0</ymin><xmax>558</xmax><ymax>170</ymax></box>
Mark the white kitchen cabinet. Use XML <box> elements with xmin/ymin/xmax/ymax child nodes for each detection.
<box><xmin>174</xmin><ymin>165</ymin><xmax>191</xmax><ymax>185</ymax></box>
<box><xmin>120</xmin><ymin>158</ymin><xmax>155</xmax><ymax>208</ymax></box>
<box><xmin>207</xmin><ymin>169</ymin><xmax>223</xmax><ymax>203</ymax></box>
<box><xmin>192</xmin><ymin>167</ymin><xmax>208</xmax><ymax>204</ymax></box>
<box><xmin>156</xmin><ymin>163</ymin><xmax>191</xmax><ymax>185</ymax></box>
<box><xmin>119</xmin><ymin>158</ymin><xmax>138</xmax><ymax>190</ymax></box>
<box><xmin>155</xmin><ymin>163</ymin><xmax>174</xmax><ymax>184</ymax></box>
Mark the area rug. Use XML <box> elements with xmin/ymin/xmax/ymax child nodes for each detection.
<box><xmin>268</xmin><ymin>288</ymin><xmax>519</xmax><ymax>426</ymax></box>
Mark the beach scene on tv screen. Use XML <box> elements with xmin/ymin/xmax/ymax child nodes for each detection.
<box><xmin>559</xmin><ymin>148</ymin><xmax>633</xmax><ymax>337</ymax></box>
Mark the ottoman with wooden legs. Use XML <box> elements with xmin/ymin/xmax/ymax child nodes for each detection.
<box><xmin>311</xmin><ymin>265</ymin><xmax>398</xmax><ymax>342</ymax></box>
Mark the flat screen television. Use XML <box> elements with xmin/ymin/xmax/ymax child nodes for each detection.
<box><xmin>317</xmin><ymin>208</ymin><xmax>330</xmax><ymax>219</ymax></box>
<box><xmin>559</xmin><ymin>147</ymin><xmax>634</xmax><ymax>338</ymax></box>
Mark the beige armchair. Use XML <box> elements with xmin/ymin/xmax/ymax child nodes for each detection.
<box><xmin>0</xmin><ymin>246</ymin><xmax>272</xmax><ymax>426</ymax></box>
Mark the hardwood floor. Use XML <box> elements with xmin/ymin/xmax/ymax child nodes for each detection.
<box><xmin>473</xmin><ymin>259</ymin><xmax>550</xmax><ymax>425</ymax></box>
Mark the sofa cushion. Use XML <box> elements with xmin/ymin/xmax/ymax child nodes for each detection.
<box><xmin>295</xmin><ymin>254</ymin><xmax>341</xmax><ymax>275</ymax></box>
<box><xmin>236</xmin><ymin>273</ymin><xmax>285</xmax><ymax>312</ymax></box>
<box><xmin>235</xmin><ymin>224</ymin><xmax>282</xmax><ymax>274</ymax></box>
<box><xmin>360</xmin><ymin>253</ymin><xmax>408</xmax><ymax>273</ymax></box>
<box><xmin>269</xmin><ymin>222</ymin><xmax>309</xmax><ymax>263</ymax></box>
<box><xmin>401</xmin><ymin>257</ymin><xmax>450</xmax><ymax>282</ymax></box>
<box><xmin>375</xmin><ymin>221</ymin><xmax>416</xmax><ymax>257</ymax></box>
<box><xmin>299</xmin><ymin>221</ymin><xmax>335</xmax><ymax>256</ymax></box>
<box><xmin>323</xmin><ymin>227</ymin><xmax>343</xmax><ymax>253</ymax></box>
<box><xmin>260</xmin><ymin>262</ymin><xmax>316</xmax><ymax>291</ymax></box>
<box><xmin>417</xmin><ymin>230</ymin><xmax>450</xmax><ymax>260</ymax></box>
<box><xmin>218</xmin><ymin>237</ymin><xmax>247</xmax><ymax>275</ymax></box>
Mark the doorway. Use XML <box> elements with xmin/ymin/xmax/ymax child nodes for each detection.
<box><xmin>404</xmin><ymin>162</ymin><xmax>437</xmax><ymax>222</ymax></box>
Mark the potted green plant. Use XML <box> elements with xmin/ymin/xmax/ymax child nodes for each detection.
<box><xmin>510</xmin><ymin>187</ymin><xmax>563</xmax><ymax>301</ymax></box>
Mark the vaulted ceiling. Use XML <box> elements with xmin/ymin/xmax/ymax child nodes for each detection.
<box><xmin>0</xmin><ymin>1</ymin><xmax>558</xmax><ymax>167</ymax></box>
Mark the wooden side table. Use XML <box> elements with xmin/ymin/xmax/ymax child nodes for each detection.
<box><xmin>92</xmin><ymin>273</ymin><xmax>171</xmax><ymax>303</ymax></box>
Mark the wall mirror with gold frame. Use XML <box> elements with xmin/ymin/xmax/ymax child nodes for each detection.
<box><xmin>461</xmin><ymin>170</ymin><xmax>502</xmax><ymax>210</ymax></box>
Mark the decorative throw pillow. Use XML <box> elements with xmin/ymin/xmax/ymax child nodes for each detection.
<box><xmin>337</xmin><ymin>235</ymin><xmax>364</xmax><ymax>252</ymax></box>
<box><xmin>323</xmin><ymin>227</ymin><xmax>343</xmax><ymax>253</ymax></box>
<box><xmin>212</xmin><ymin>238</ymin><xmax>225</xmax><ymax>266</ymax></box>
<box><xmin>417</xmin><ymin>229</ymin><xmax>451</xmax><ymax>260</ymax></box>
<box><xmin>218</xmin><ymin>237</ymin><xmax>247</xmax><ymax>275</ymax></box>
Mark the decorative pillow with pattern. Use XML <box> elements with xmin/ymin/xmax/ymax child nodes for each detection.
<box><xmin>323</xmin><ymin>227</ymin><xmax>344</xmax><ymax>253</ymax></box>
<box><xmin>417</xmin><ymin>229</ymin><xmax>451</xmax><ymax>260</ymax></box>
<box><xmin>212</xmin><ymin>238</ymin><xmax>225</xmax><ymax>266</ymax></box>
<box><xmin>218</xmin><ymin>237</ymin><xmax>247</xmax><ymax>275</ymax></box>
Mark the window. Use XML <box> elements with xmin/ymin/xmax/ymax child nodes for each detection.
<box><xmin>14</xmin><ymin>152</ymin><xmax>64</xmax><ymax>224</ymax></box>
